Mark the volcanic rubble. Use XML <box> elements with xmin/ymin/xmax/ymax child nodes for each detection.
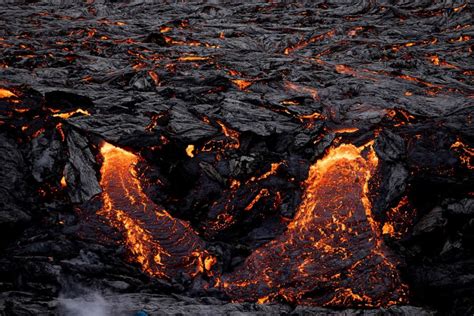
<box><xmin>0</xmin><ymin>1</ymin><xmax>473</xmax><ymax>315</ymax></box>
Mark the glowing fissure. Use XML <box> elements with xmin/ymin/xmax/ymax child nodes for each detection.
<box><xmin>97</xmin><ymin>141</ymin><xmax>407</xmax><ymax>307</ymax></box>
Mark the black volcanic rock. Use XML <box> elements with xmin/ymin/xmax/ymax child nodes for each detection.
<box><xmin>65</xmin><ymin>130</ymin><xmax>101</xmax><ymax>204</ymax></box>
<box><xmin>0</xmin><ymin>135</ymin><xmax>30</xmax><ymax>227</ymax></box>
<box><xmin>0</xmin><ymin>1</ymin><xmax>473</xmax><ymax>314</ymax></box>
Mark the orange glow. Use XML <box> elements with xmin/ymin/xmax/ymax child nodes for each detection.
<box><xmin>60</xmin><ymin>176</ymin><xmax>67</xmax><ymax>188</ymax></box>
<box><xmin>333</xmin><ymin>127</ymin><xmax>359</xmax><ymax>134</ymax></box>
<box><xmin>249</xmin><ymin>162</ymin><xmax>281</xmax><ymax>182</ymax></box>
<box><xmin>32</xmin><ymin>128</ymin><xmax>45</xmax><ymax>138</ymax></box>
<box><xmin>192</xmin><ymin>251</ymin><xmax>217</xmax><ymax>277</ymax></box>
<box><xmin>382</xmin><ymin>196</ymin><xmax>414</xmax><ymax>239</ymax></box>
<box><xmin>284</xmin><ymin>29</ymin><xmax>335</xmax><ymax>55</ymax></box>
<box><xmin>244</xmin><ymin>188</ymin><xmax>270</xmax><ymax>211</ymax></box>
<box><xmin>178</xmin><ymin>55</ymin><xmax>211</xmax><ymax>62</ymax></box>
<box><xmin>0</xmin><ymin>88</ymin><xmax>16</xmax><ymax>98</ymax></box>
<box><xmin>186</xmin><ymin>144</ymin><xmax>195</xmax><ymax>158</ymax></box>
<box><xmin>280</xmin><ymin>99</ymin><xmax>300</xmax><ymax>106</ymax></box>
<box><xmin>52</xmin><ymin>108</ymin><xmax>90</xmax><ymax>119</ymax></box>
<box><xmin>159</xmin><ymin>26</ymin><xmax>172</xmax><ymax>33</ymax></box>
<box><xmin>13</xmin><ymin>108</ymin><xmax>29</xmax><ymax>113</ymax></box>
<box><xmin>428</xmin><ymin>55</ymin><xmax>458</xmax><ymax>69</ymax></box>
<box><xmin>298</xmin><ymin>112</ymin><xmax>322</xmax><ymax>120</ymax></box>
<box><xmin>227</xmin><ymin>69</ymin><xmax>242</xmax><ymax>76</ymax></box>
<box><xmin>335</xmin><ymin>64</ymin><xmax>377</xmax><ymax>81</ymax></box>
<box><xmin>430</xmin><ymin>55</ymin><xmax>440</xmax><ymax>65</ymax></box>
<box><xmin>222</xmin><ymin>143</ymin><xmax>407</xmax><ymax>306</ymax></box>
<box><xmin>382</xmin><ymin>222</ymin><xmax>395</xmax><ymax>235</ymax></box>
<box><xmin>451</xmin><ymin>139</ymin><xmax>474</xmax><ymax>169</ymax></box>
<box><xmin>257</xmin><ymin>296</ymin><xmax>270</xmax><ymax>304</ymax></box>
<box><xmin>216</xmin><ymin>120</ymin><xmax>240</xmax><ymax>150</ymax></box>
<box><xmin>453</xmin><ymin>3</ymin><xmax>467</xmax><ymax>12</ymax></box>
<box><xmin>336</xmin><ymin>64</ymin><xmax>356</xmax><ymax>75</ymax></box>
<box><xmin>97</xmin><ymin>142</ymin><xmax>205</xmax><ymax>279</ymax></box>
<box><xmin>148</xmin><ymin>70</ymin><xmax>160</xmax><ymax>85</ymax></box>
<box><xmin>448</xmin><ymin>35</ymin><xmax>471</xmax><ymax>43</ymax></box>
<box><xmin>284</xmin><ymin>81</ymin><xmax>319</xmax><ymax>100</ymax></box>
<box><xmin>231</xmin><ymin>79</ymin><xmax>252</xmax><ymax>90</ymax></box>
<box><xmin>386</xmin><ymin>108</ymin><xmax>415</xmax><ymax>126</ymax></box>
<box><xmin>397</xmin><ymin>74</ymin><xmax>438</xmax><ymax>88</ymax></box>
<box><xmin>347</xmin><ymin>26</ymin><xmax>364</xmax><ymax>37</ymax></box>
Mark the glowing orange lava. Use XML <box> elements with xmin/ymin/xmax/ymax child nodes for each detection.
<box><xmin>451</xmin><ymin>139</ymin><xmax>474</xmax><ymax>170</ymax></box>
<box><xmin>231</xmin><ymin>79</ymin><xmax>252</xmax><ymax>90</ymax></box>
<box><xmin>95</xmin><ymin>141</ymin><xmax>408</xmax><ymax>306</ymax></box>
<box><xmin>177</xmin><ymin>55</ymin><xmax>210</xmax><ymax>62</ymax></box>
<box><xmin>52</xmin><ymin>108</ymin><xmax>90</xmax><ymax>119</ymax></box>
<box><xmin>0</xmin><ymin>88</ymin><xmax>16</xmax><ymax>98</ymax></box>
<box><xmin>98</xmin><ymin>142</ymin><xmax>208</xmax><ymax>279</ymax></box>
<box><xmin>186</xmin><ymin>144</ymin><xmax>195</xmax><ymax>158</ymax></box>
<box><xmin>284</xmin><ymin>81</ymin><xmax>319</xmax><ymax>100</ymax></box>
<box><xmin>222</xmin><ymin>143</ymin><xmax>408</xmax><ymax>307</ymax></box>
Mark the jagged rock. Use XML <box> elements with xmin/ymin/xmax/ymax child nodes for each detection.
<box><xmin>413</xmin><ymin>206</ymin><xmax>447</xmax><ymax>236</ymax></box>
<box><xmin>68</xmin><ymin>114</ymin><xmax>151</xmax><ymax>144</ymax></box>
<box><xmin>375</xmin><ymin>130</ymin><xmax>406</xmax><ymax>162</ymax></box>
<box><xmin>65</xmin><ymin>130</ymin><xmax>101</xmax><ymax>204</ymax></box>
<box><xmin>0</xmin><ymin>135</ymin><xmax>30</xmax><ymax>227</ymax></box>
<box><xmin>169</xmin><ymin>105</ymin><xmax>218</xmax><ymax>142</ymax></box>
<box><xmin>44</xmin><ymin>91</ymin><xmax>94</xmax><ymax>113</ymax></box>
<box><xmin>374</xmin><ymin>163</ymin><xmax>408</xmax><ymax>213</ymax></box>
<box><xmin>28</xmin><ymin>134</ymin><xmax>62</xmax><ymax>183</ymax></box>
<box><xmin>0</xmin><ymin>1</ymin><xmax>473</xmax><ymax>314</ymax></box>
<box><xmin>446</xmin><ymin>199</ymin><xmax>474</xmax><ymax>216</ymax></box>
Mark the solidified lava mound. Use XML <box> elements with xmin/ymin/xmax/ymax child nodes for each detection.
<box><xmin>0</xmin><ymin>1</ymin><xmax>473</xmax><ymax>315</ymax></box>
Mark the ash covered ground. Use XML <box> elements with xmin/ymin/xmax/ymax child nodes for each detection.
<box><xmin>0</xmin><ymin>1</ymin><xmax>473</xmax><ymax>315</ymax></box>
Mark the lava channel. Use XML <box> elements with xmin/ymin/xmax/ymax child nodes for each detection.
<box><xmin>97</xmin><ymin>142</ymin><xmax>209</xmax><ymax>279</ymax></box>
<box><xmin>221</xmin><ymin>143</ymin><xmax>408</xmax><ymax>307</ymax></box>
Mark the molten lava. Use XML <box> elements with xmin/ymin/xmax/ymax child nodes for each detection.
<box><xmin>0</xmin><ymin>88</ymin><xmax>16</xmax><ymax>99</ymax></box>
<box><xmin>222</xmin><ymin>143</ymin><xmax>407</xmax><ymax>307</ymax></box>
<box><xmin>97</xmin><ymin>142</ymin><xmax>208</xmax><ymax>279</ymax></box>
<box><xmin>96</xmin><ymin>141</ymin><xmax>408</xmax><ymax>306</ymax></box>
<box><xmin>231</xmin><ymin>79</ymin><xmax>252</xmax><ymax>90</ymax></box>
<box><xmin>51</xmin><ymin>108</ymin><xmax>91</xmax><ymax>119</ymax></box>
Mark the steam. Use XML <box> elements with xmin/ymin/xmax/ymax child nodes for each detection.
<box><xmin>57</xmin><ymin>279</ymin><xmax>115</xmax><ymax>316</ymax></box>
<box><xmin>58</xmin><ymin>291</ymin><xmax>111</xmax><ymax>316</ymax></box>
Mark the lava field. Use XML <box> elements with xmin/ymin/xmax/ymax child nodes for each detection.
<box><xmin>0</xmin><ymin>1</ymin><xmax>473</xmax><ymax>315</ymax></box>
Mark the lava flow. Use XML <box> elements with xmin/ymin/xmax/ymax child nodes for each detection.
<box><xmin>222</xmin><ymin>143</ymin><xmax>407</xmax><ymax>307</ymax></box>
<box><xmin>98</xmin><ymin>142</ymin><xmax>210</xmax><ymax>279</ymax></box>
<box><xmin>98</xmin><ymin>141</ymin><xmax>408</xmax><ymax>306</ymax></box>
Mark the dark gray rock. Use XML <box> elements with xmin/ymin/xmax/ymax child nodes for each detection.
<box><xmin>0</xmin><ymin>135</ymin><xmax>30</xmax><ymax>227</ymax></box>
<box><xmin>446</xmin><ymin>199</ymin><xmax>474</xmax><ymax>216</ymax></box>
<box><xmin>413</xmin><ymin>206</ymin><xmax>447</xmax><ymax>236</ymax></box>
<box><xmin>375</xmin><ymin>130</ymin><xmax>406</xmax><ymax>163</ymax></box>
<box><xmin>169</xmin><ymin>105</ymin><xmax>218</xmax><ymax>142</ymax></box>
<box><xmin>65</xmin><ymin>130</ymin><xmax>101</xmax><ymax>204</ymax></box>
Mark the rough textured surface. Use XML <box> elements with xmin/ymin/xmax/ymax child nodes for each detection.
<box><xmin>1</xmin><ymin>292</ymin><xmax>433</xmax><ymax>316</ymax></box>
<box><xmin>0</xmin><ymin>135</ymin><xmax>30</xmax><ymax>227</ymax></box>
<box><xmin>0</xmin><ymin>1</ymin><xmax>473</xmax><ymax>315</ymax></box>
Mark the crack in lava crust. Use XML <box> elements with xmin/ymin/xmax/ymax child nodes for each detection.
<box><xmin>221</xmin><ymin>143</ymin><xmax>408</xmax><ymax>307</ymax></box>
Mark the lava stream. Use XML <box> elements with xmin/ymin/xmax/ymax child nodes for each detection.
<box><xmin>98</xmin><ymin>142</ymin><xmax>207</xmax><ymax>279</ymax></box>
<box><xmin>97</xmin><ymin>141</ymin><xmax>407</xmax><ymax>306</ymax></box>
<box><xmin>222</xmin><ymin>143</ymin><xmax>408</xmax><ymax>307</ymax></box>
